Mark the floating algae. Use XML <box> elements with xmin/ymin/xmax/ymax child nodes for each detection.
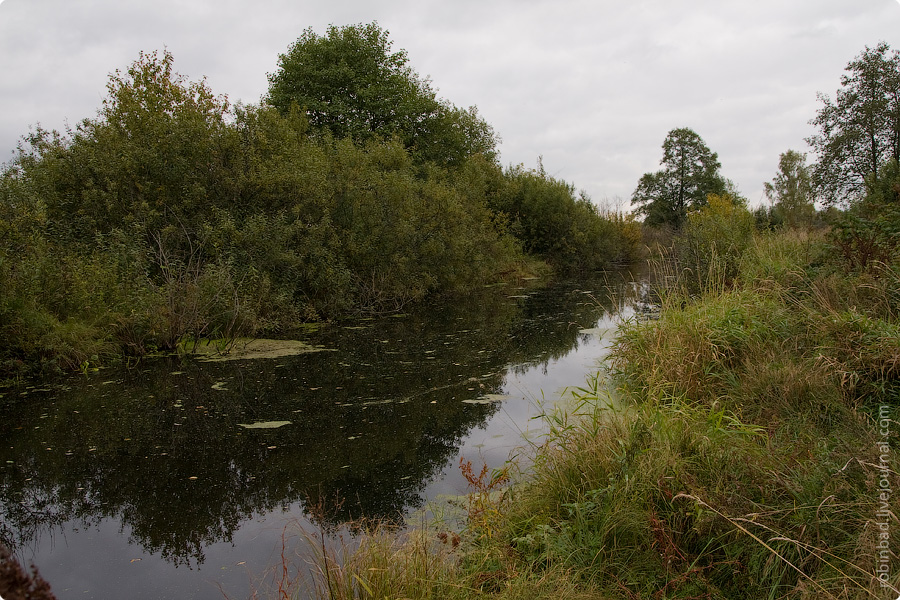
<box><xmin>194</xmin><ymin>339</ymin><xmax>330</xmax><ymax>362</ymax></box>
<box><xmin>462</xmin><ymin>394</ymin><xmax>511</xmax><ymax>405</ymax></box>
<box><xmin>238</xmin><ymin>421</ymin><xmax>292</xmax><ymax>429</ymax></box>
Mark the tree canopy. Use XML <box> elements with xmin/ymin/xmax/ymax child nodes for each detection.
<box><xmin>808</xmin><ymin>42</ymin><xmax>900</xmax><ymax>206</ymax></box>
<box><xmin>804</xmin><ymin>42</ymin><xmax>900</xmax><ymax>269</ymax></box>
<box><xmin>265</xmin><ymin>22</ymin><xmax>497</xmax><ymax>167</ymax></box>
<box><xmin>631</xmin><ymin>128</ymin><xmax>728</xmax><ymax>229</ymax></box>
<box><xmin>764</xmin><ymin>150</ymin><xmax>815</xmax><ymax>228</ymax></box>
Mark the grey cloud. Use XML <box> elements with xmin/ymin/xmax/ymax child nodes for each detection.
<box><xmin>1</xmin><ymin>0</ymin><xmax>899</xmax><ymax>204</ymax></box>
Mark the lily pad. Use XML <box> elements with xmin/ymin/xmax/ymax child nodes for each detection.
<box><xmin>238</xmin><ymin>421</ymin><xmax>292</xmax><ymax>429</ymax></box>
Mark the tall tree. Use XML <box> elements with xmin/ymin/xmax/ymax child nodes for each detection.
<box><xmin>631</xmin><ymin>128</ymin><xmax>728</xmax><ymax>229</ymax></box>
<box><xmin>807</xmin><ymin>42</ymin><xmax>900</xmax><ymax>206</ymax></box>
<box><xmin>266</xmin><ymin>22</ymin><xmax>497</xmax><ymax>167</ymax></box>
<box><xmin>764</xmin><ymin>150</ymin><xmax>815</xmax><ymax>227</ymax></box>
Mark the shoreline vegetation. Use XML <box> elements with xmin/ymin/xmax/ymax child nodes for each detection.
<box><xmin>0</xmin><ymin>40</ymin><xmax>641</xmax><ymax>384</ymax></box>
<box><xmin>271</xmin><ymin>227</ymin><xmax>899</xmax><ymax>600</ymax></box>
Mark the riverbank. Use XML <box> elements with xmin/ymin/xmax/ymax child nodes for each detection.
<box><xmin>0</xmin><ymin>48</ymin><xmax>644</xmax><ymax>386</ymax></box>
<box><xmin>283</xmin><ymin>228</ymin><xmax>899</xmax><ymax>599</ymax></box>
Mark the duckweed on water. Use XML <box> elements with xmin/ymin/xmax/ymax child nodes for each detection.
<box><xmin>237</xmin><ymin>421</ymin><xmax>292</xmax><ymax>429</ymax></box>
<box><xmin>191</xmin><ymin>339</ymin><xmax>330</xmax><ymax>362</ymax></box>
<box><xmin>462</xmin><ymin>394</ymin><xmax>511</xmax><ymax>405</ymax></box>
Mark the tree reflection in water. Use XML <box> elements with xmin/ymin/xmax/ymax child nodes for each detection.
<box><xmin>0</xmin><ymin>273</ymin><xmax>642</xmax><ymax>594</ymax></box>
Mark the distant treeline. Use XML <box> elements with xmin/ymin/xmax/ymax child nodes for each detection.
<box><xmin>0</xmin><ymin>30</ymin><xmax>640</xmax><ymax>378</ymax></box>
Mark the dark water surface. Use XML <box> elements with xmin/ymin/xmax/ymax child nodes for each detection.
<box><xmin>0</xmin><ymin>273</ymin><xmax>644</xmax><ymax>599</ymax></box>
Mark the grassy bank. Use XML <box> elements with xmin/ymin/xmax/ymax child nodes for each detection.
<box><xmin>278</xmin><ymin>227</ymin><xmax>899</xmax><ymax>599</ymax></box>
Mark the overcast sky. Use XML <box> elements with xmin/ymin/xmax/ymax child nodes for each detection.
<box><xmin>1</xmin><ymin>0</ymin><xmax>899</xmax><ymax>208</ymax></box>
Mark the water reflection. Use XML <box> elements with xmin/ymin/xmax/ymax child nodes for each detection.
<box><xmin>0</xmin><ymin>273</ymin><xmax>642</xmax><ymax>598</ymax></box>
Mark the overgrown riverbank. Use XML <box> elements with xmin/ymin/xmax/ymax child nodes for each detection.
<box><xmin>279</xmin><ymin>227</ymin><xmax>899</xmax><ymax>599</ymax></box>
<box><xmin>0</xmin><ymin>45</ymin><xmax>641</xmax><ymax>383</ymax></box>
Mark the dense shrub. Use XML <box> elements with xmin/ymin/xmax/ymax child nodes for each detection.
<box><xmin>490</xmin><ymin>162</ymin><xmax>639</xmax><ymax>273</ymax></box>
<box><xmin>0</xmin><ymin>50</ymin><xmax>638</xmax><ymax>378</ymax></box>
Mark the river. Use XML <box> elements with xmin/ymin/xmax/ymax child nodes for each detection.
<box><xmin>0</xmin><ymin>272</ymin><xmax>645</xmax><ymax>599</ymax></box>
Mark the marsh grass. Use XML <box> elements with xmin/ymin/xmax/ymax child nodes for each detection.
<box><xmin>281</xmin><ymin>522</ymin><xmax>459</xmax><ymax>600</ymax></box>
<box><xmin>594</xmin><ymin>229</ymin><xmax>900</xmax><ymax>597</ymax></box>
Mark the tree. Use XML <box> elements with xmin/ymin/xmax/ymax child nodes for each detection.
<box><xmin>807</xmin><ymin>42</ymin><xmax>900</xmax><ymax>206</ymax></box>
<box><xmin>631</xmin><ymin>128</ymin><xmax>728</xmax><ymax>229</ymax></box>
<box><xmin>265</xmin><ymin>22</ymin><xmax>497</xmax><ymax>167</ymax></box>
<box><xmin>764</xmin><ymin>150</ymin><xmax>815</xmax><ymax>227</ymax></box>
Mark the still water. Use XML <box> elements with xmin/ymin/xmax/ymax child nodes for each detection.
<box><xmin>0</xmin><ymin>273</ymin><xmax>643</xmax><ymax>599</ymax></box>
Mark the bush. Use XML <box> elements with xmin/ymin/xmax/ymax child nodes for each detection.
<box><xmin>676</xmin><ymin>194</ymin><xmax>754</xmax><ymax>294</ymax></box>
<box><xmin>828</xmin><ymin>159</ymin><xmax>900</xmax><ymax>271</ymax></box>
<box><xmin>490</xmin><ymin>162</ymin><xmax>640</xmax><ymax>273</ymax></box>
<box><xmin>0</xmin><ymin>48</ymin><xmax>637</xmax><ymax>377</ymax></box>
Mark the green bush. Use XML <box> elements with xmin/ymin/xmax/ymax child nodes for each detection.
<box><xmin>0</xmin><ymin>47</ymin><xmax>638</xmax><ymax>377</ymax></box>
<box><xmin>490</xmin><ymin>162</ymin><xmax>639</xmax><ymax>273</ymax></box>
<box><xmin>676</xmin><ymin>193</ymin><xmax>754</xmax><ymax>294</ymax></box>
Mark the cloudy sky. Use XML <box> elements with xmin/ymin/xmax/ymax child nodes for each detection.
<box><xmin>1</xmin><ymin>0</ymin><xmax>899</xmax><ymax>208</ymax></box>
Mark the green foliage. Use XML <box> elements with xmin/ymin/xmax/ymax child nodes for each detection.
<box><xmin>805</xmin><ymin>42</ymin><xmax>900</xmax><ymax>272</ymax></box>
<box><xmin>631</xmin><ymin>127</ymin><xmax>730</xmax><ymax>229</ymax></box>
<box><xmin>267</xmin><ymin>22</ymin><xmax>425</xmax><ymax>143</ymax></box>
<box><xmin>323</xmin><ymin>138</ymin><xmax>524</xmax><ymax>311</ymax></box>
<box><xmin>591</xmin><ymin>230</ymin><xmax>898</xmax><ymax>597</ymax></box>
<box><xmin>808</xmin><ymin>42</ymin><xmax>900</xmax><ymax>206</ymax></box>
<box><xmin>492</xmin><ymin>162</ymin><xmax>639</xmax><ymax>273</ymax></box>
<box><xmin>31</xmin><ymin>49</ymin><xmax>237</xmax><ymax>243</ymax></box>
<box><xmin>676</xmin><ymin>193</ymin><xmax>755</xmax><ymax>294</ymax></box>
<box><xmin>266</xmin><ymin>22</ymin><xmax>497</xmax><ymax>168</ymax></box>
<box><xmin>764</xmin><ymin>150</ymin><xmax>816</xmax><ymax>228</ymax></box>
<box><xmin>3</xmin><ymin>44</ymin><xmax>633</xmax><ymax>377</ymax></box>
<box><xmin>828</xmin><ymin>159</ymin><xmax>900</xmax><ymax>270</ymax></box>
